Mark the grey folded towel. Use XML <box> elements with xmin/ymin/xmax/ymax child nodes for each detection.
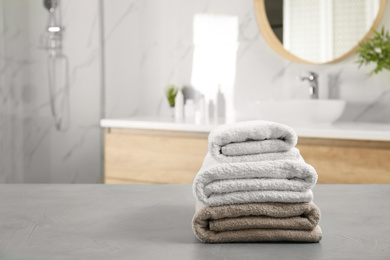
<box><xmin>192</xmin><ymin>201</ymin><xmax>322</xmax><ymax>243</ymax></box>
<box><xmin>209</xmin><ymin>120</ymin><xmax>299</xmax><ymax>163</ymax></box>
<box><xmin>193</xmin><ymin>153</ymin><xmax>317</xmax><ymax>206</ymax></box>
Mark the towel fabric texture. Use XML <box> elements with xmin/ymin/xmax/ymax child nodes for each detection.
<box><xmin>192</xmin><ymin>202</ymin><xmax>322</xmax><ymax>243</ymax></box>
<box><xmin>208</xmin><ymin>120</ymin><xmax>299</xmax><ymax>163</ymax></box>
<box><xmin>193</xmin><ymin>153</ymin><xmax>317</xmax><ymax>206</ymax></box>
<box><xmin>192</xmin><ymin>120</ymin><xmax>322</xmax><ymax>243</ymax></box>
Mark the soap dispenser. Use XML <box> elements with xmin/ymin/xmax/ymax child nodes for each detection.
<box><xmin>175</xmin><ymin>89</ymin><xmax>184</xmax><ymax>120</ymax></box>
<box><xmin>184</xmin><ymin>99</ymin><xmax>195</xmax><ymax>119</ymax></box>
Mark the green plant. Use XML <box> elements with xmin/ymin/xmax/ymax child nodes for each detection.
<box><xmin>357</xmin><ymin>26</ymin><xmax>390</xmax><ymax>75</ymax></box>
<box><xmin>165</xmin><ymin>84</ymin><xmax>178</xmax><ymax>107</ymax></box>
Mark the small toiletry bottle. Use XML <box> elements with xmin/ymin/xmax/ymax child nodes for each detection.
<box><xmin>184</xmin><ymin>99</ymin><xmax>195</xmax><ymax>119</ymax></box>
<box><xmin>195</xmin><ymin>95</ymin><xmax>205</xmax><ymax>124</ymax></box>
<box><xmin>199</xmin><ymin>95</ymin><xmax>205</xmax><ymax>120</ymax></box>
<box><xmin>175</xmin><ymin>89</ymin><xmax>184</xmax><ymax>120</ymax></box>
<box><xmin>216</xmin><ymin>85</ymin><xmax>226</xmax><ymax>119</ymax></box>
<box><xmin>208</xmin><ymin>99</ymin><xmax>215</xmax><ymax>123</ymax></box>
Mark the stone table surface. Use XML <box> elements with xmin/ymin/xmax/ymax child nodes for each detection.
<box><xmin>0</xmin><ymin>184</ymin><xmax>389</xmax><ymax>260</ymax></box>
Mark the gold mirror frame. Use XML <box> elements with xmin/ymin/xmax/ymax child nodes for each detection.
<box><xmin>254</xmin><ymin>0</ymin><xmax>388</xmax><ymax>64</ymax></box>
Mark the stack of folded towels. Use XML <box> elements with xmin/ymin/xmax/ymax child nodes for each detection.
<box><xmin>192</xmin><ymin>120</ymin><xmax>322</xmax><ymax>243</ymax></box>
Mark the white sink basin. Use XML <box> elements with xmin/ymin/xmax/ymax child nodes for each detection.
<box><xmin>236</xmin><ymin>100</ymin><xmax>346</xmax><ymax>125</ymax></box>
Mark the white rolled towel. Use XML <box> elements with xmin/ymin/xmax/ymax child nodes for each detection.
<box><xmin>208</xmin><ymin>120</ymin><xmax>299</xmax><ymax>163</ymax></box>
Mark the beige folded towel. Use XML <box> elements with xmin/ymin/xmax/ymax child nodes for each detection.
<box><xmin>192</xmin><ymin>202</ymin><xmax>322</xmax><ymax>243</ymax></box>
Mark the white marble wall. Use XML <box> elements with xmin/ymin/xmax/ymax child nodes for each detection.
<box><xmin>1</xmin><ymin>0</ymin><xmax>389</xmax><ymax>183</ymax></box>
<box><xmin>0</xmin><ymin>0</ymin><xmax>102</xmax><ymax>183</ymax></box>
<box><xmin>103</xmin><ymin>0</ymin><xmax>390</xmax><ymax>123</ymax></box>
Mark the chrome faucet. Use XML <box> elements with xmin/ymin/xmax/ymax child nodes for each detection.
<box><xmin>300</xmin><ymin>71</ymin><xmax>318</xmax><ymax>99</ymax></box>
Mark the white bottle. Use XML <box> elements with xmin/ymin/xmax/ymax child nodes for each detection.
<box><xmin>199</xmin><ymin>95</ymin><xmax>205</xmax><ymax>121</ymax></box>
<box><xmin>195</xmin><ymin>96</ymin><xmax>206</xmax><ymax>124</ymax></box>
<box><xmin>174</xmin><ymin>89</ymin><xmax>184</xmax><ymax>120</ymax></box>
<box><xmin>216</xmin><ymin>85</ymin><xmax>226</xmax><ymax>119</ymax></box>
<box><xmin>184</xmin><ymin>99</ymin><xmax>195</xmax><ymax>119</ymax></box>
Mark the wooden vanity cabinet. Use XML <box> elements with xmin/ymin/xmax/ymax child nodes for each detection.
<box><xmin>297</xmin><ymin>138</ymin><xmax>390</xmax><ymax>184</ymax></box>
<box><xmin>104</xmin><ymin>128</ymin><xmax>208</xmax><ymax>184</ymax></box>
<box><xmin>105</xmin><ymin>128</ymin><xmax>390</xmax><ymax>184</ymax></box>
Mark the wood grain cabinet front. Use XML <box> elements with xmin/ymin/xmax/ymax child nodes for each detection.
<box><xmin>104</xmin><ymin>128</ymin><xmax>390</xmax><ymax>184</ymax></box>
<box><xmin>297</xmin><ymin>138</ymin><xmax>390</xmax><ymax>184</ymax></box>
<box><xmin>105</xmin><ymin>129</ymin><xmax>208</xmax><ymax>184</ymax></box>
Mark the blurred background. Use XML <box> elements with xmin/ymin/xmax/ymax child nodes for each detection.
<box><xmin>1</xmin><ymin>0</ymin><xmax>389</xmax><ymax>184</ymax></box>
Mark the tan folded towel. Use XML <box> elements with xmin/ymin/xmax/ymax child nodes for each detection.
<box><xmin>192</xmin><ymin>202</ymin><xmax>322</xmax><ymax>243</ymax></box>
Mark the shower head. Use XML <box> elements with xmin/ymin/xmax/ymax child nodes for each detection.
<box><xmin>43</xmin><ymin>0</ymin><xmax>58</xmax><ymax>12</ymax></box>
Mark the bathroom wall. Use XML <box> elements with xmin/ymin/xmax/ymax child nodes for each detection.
<box><xmin>1</xmin><ymin>0</ymin><xmax>389</xmax><ymax>183</ymax></box>
<box><xmin>0</xmin><ymin>0</ymin><xmax>102</xmax><ymax>183</ymax></box>
<box><xmin>103</xmin><ymin>0</ymin><xmax>390</xmax><ymax>123</ymax></box>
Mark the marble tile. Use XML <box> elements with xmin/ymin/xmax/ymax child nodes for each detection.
<box><xmin>103</xmin><ymin>0</ymin><xmax>390</xmax><ymax>124</ymax></box>
<box><xmin>1</xmin><ymin>0</ymin><xmax>389</xmax><ymax>183</ymax></box>
<box><xmin>0</xmin><ymin>0</ymin><xmax>102</xmax><ymax>183</ymax></box>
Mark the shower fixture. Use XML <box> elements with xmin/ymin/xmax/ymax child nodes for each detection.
<box><xmin>44</xmin><ymin>0</ymin><xmax>69</xmax><ymax>131</ymax></box>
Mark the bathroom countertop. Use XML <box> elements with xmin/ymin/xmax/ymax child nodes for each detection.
<box><xmin>0</xmin><ymin>184</ymin><xmax>389</xmax><ymax>259</ymax></box>
<box><xmin>100</xmin><ymin>117</ymin><xmax>390</xmax><ymax>141</ymax></box>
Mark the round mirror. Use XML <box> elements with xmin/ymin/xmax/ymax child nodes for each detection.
<box><xmin>254</xmin><ymin>0</ymin><xmax>387</xmax><ymax>64</ymax></box>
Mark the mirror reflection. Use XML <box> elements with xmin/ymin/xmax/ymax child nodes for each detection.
<box><xmin>264</xmin><ymin>0</ymin><xmax>381</xmax><ymax>63</ymax></box>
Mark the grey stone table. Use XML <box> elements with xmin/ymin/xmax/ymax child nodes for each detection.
<box><xmin>0</xmin><ymin>185</ymin><xmax>389</xmax><ymax>260</ymax></box>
